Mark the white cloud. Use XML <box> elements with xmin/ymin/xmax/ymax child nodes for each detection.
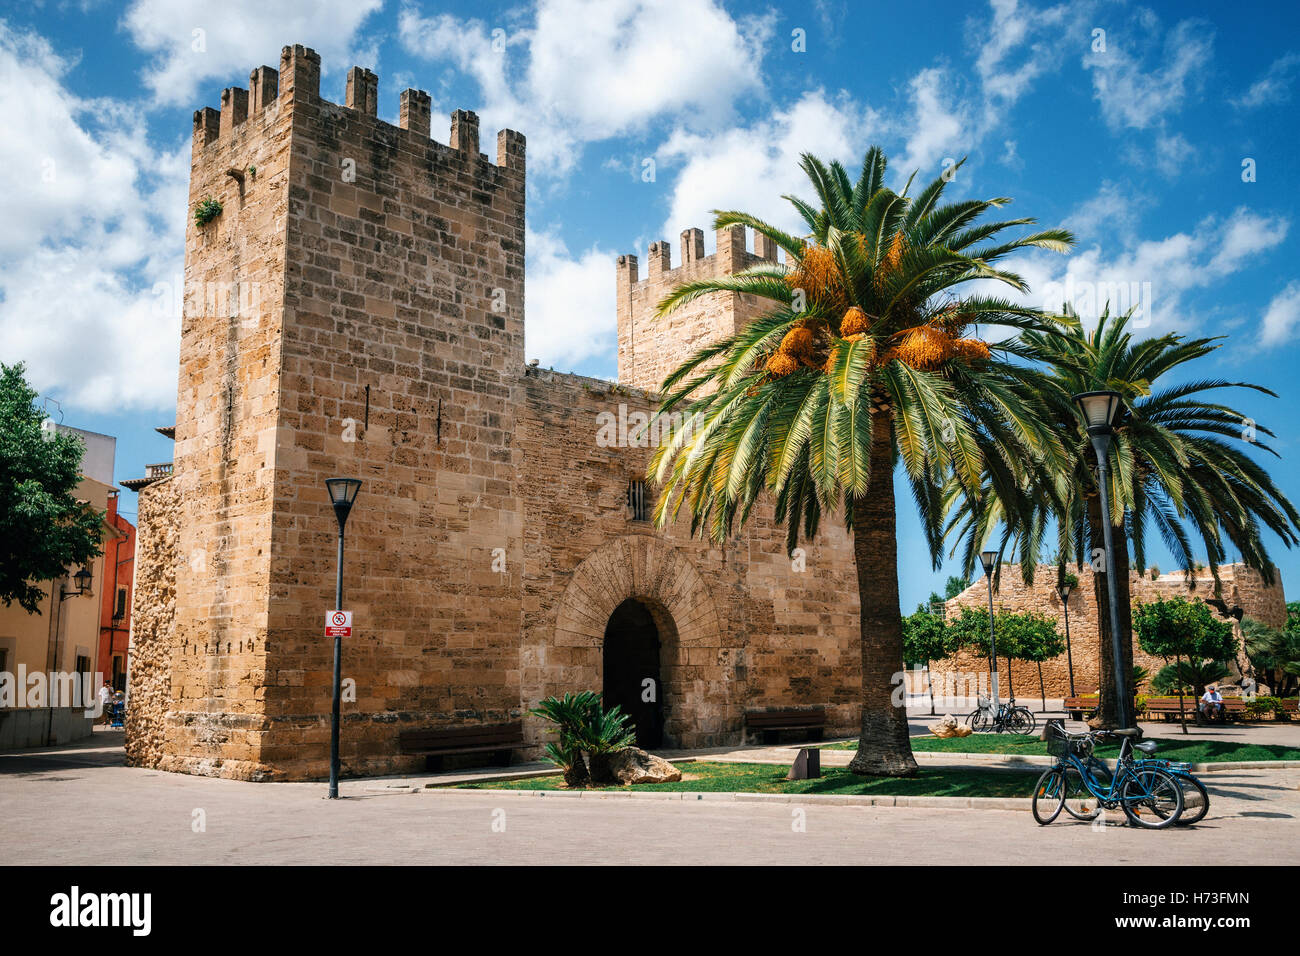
<box><xmin>123</xmin><ymin>0</ymin><xmax>384</xmax><ymax>106</ymax></box>
<box><xmin>1259</xmin><ymin>280</ymin><xmax>1300</xmax><ymax>345</ymax></box>
<box><xmin>1232</xmin><ymin>51</ymin><xmax>1300</xmax><ymax>110</ymax></box>
<box><xmin>1066</xmin><ymin>181</ymin><xmax>1149</xmax><ymax>242</ymax></box>
<box><xmin>398</xmin><ymin>0</ymin><xmax>773</xmax><ymax>177</ymax></box>
<box><xmin>524</xmin><ymin>227</ymin><xmax>616</xmax><ymax>368</ymax></box>
<box><xmin>0</xmin><ymin>23</ymin><xmax>187</xmax><ymax>412</ymax></box>
<box><xmin>896</xmin><ymin>67</ymin><xmax>968</xmax><ymax>180</ymax></box>
<box><xmin>654</xmin><ymin>90</ymin><xmax>880</xmax><ymax>243</ymax></box>
<box><xmin>1083</xmin><ymin>16</ymin><xmax>1211</xmax><ymax>131</ymax></box>
<box><xmin>999</xmin><ymin>207</ymin><xmax>1290</xmax><ymax>334</ymax></box>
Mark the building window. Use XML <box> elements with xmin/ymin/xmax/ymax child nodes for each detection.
<box><xmin>626</xmin><ymin>480</ymin><xmax>650</xmax><ymax>522</ymax></box>
<box><xmin>114</xmin><ymin>587</ymin><xmax>128</xmax><ymax>620</ymax></box>
<box><xmin>112</xmin><ymin>655</ymin><xmax>126</xmax><ymax>692</ymax></box>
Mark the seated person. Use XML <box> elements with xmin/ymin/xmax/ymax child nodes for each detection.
<box><xmin>1199</xmin><ymin>686</ymin><xmax>1224</xmax><ymax>719</ymax></box>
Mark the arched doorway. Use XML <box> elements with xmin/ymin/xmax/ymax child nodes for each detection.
<box><xmin>603</xmin><ymin>599</ymin><xmax>663</xmax><ymax>748</ymax></box>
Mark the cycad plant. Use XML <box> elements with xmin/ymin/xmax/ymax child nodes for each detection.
<box><xmin>649</xmin><ymin>148</ymin><xmax>1074</xmax><ymax>775</ymax></box>
<box><xmin>950</xmin><ymin>308</ymin><xmax>1300</xmax><ymax>726</ymax></box>
<box><xmin>530</xmin><ymin>691</ymin><xmax>636</xmax><ymax>787</ymax></box>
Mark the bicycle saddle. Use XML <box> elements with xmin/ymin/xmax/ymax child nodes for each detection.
<box><xmin>1111</xmin><ymin>728</ymin><xmax>1143</xmax><ymax>736</ymax></box>
<box><xmin>1136</xmin><ymin>740</ymin><xmax>1157</xmax><ymax>752</ymax></box>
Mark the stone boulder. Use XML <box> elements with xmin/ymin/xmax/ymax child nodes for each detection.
<box><xmin>607</xmin><ymin>747</ymin><xmax>682</xmax><ymax>785</ymax></box>
<box><xmin>929</xmin><ymin>714</ymin><xmax>972</xmax><ymax>738</ymax></box>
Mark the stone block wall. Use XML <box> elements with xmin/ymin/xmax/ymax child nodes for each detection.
<box><xmin>124</xmin><ymin>477</ymin><xmax>178</xmax><ymax>768</ymax></box>
<box><xmin>937</xmin><ymin>563</ymin><xmax>1285</xmax><ymax>700</ymax></box>
<box><xmin>616</xmin><ymin>225</ymin><xmax>780</xmax><ymax>394</ymax></box>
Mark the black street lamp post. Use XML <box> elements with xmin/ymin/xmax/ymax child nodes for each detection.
<box><xmin>1073</xmin><ymin>390</ymin><xmax>1130</xmax><ymax>729</ymax></box>
<box><xmin>325</xmin><ymin>477</ymin><xmax>362</xmax><ymax>800</ymax></box>
<box><xmin>979</xmin><ymin>550</ymin><xmax>1000</xmax><ymax>713</ymax></box>
<box><xmin>1057</xmin><ymin>581</ymin><xmax>1077</xmax><ymax>699</ymax></box>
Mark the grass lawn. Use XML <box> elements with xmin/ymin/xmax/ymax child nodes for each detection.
<box><xmin>444</xmin><ymin>761</ymin><xmax>1038</xmax><ymax>797</ymax></box>
<box><xmin>821</xmin><ymin>735</ymin><xmax>1300</xmax><ymax>763</ymax></box>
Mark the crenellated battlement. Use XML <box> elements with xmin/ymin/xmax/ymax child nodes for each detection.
<box><xmin>616</xmin><ymin>225</ymin><xmax>784</xmax><ymax>392</ymax></box>
<box><xmin>189</xmin><ymin>44</ymin><xmax>525</xmax><ymax>174</ymax></box>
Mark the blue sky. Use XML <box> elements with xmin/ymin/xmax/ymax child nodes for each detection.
<box><xmin>3</xmin><ymin>0</ymin><xmax>1299</xmax><ymax>612</ymax></box>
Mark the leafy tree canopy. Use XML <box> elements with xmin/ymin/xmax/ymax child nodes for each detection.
<box><xmin>1133</xmin><ymin>596</ymin><xmax>1235</xmax><ymax>662</ymax></box>
<box><xmin>0</xmin><ymin>363</ymin><xmax>104</xmax><ymax>613</ymax></box>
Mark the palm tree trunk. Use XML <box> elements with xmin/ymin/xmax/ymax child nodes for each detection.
<box><xmin>1086</xmin><ymin>495</ymin><xmax>1134</xmax><ymax>729</ymax></box>
<box><xmin>848</xmin><ymin>410</ymin><xmax>918</xmax><ymax>777</ymax></box>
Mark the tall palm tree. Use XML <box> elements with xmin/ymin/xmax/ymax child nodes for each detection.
<box><xmin>648</xmin><ymin>148</ymin><xmax>1075</xmax><ymax>775</ymax></box>
<box><xmin>949</xmin><ymin>308</ymin><xmax>1300</xmax><ymax>726</ymax></box>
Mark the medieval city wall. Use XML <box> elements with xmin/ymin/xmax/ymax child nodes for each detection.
<box><xmin>935</xmin><ymin>563</ymin><xmax>1285</xmax><ymax>701</ymax></box>
<box><xmin>517</xmin><ymin>369</ymin><xmax>863</xmax><ymax>748</ymax></box>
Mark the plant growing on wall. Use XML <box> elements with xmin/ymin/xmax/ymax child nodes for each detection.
<box><xmin>648</xmin><ymin>147</ymin><xmax>1075</xmax><ymax>776</ymax></box>
<box><xmin>194</xmin><ymin>198</ymin><xmax>223</xmax><ymax>226</ymax></box>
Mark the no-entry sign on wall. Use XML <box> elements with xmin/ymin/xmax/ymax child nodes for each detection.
<box><xmin>324</xmin><ymin>610</ymin><xmax>353</xmax><ymax>638</ymax></box>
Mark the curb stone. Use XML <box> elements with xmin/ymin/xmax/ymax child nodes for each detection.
<box><xmin>423</xmin><ymin>787</ymin><xmax>1031</xmax><ymax>811</ymax></box>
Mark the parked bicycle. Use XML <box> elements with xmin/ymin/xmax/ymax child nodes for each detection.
<box><xmin>1132</xmin><ymin>756</ymin><xmax>1209</xmax><ymax>826</ymax></box>
<box><xmin>1032</xmin><ymin>724</ymin><xmax>1184</xmax><ymax>828</ymax></box>
<box><xmin>966</xmin><ymin>695</ymin><xmax>1036</xmax><ymax>735</ymax></box>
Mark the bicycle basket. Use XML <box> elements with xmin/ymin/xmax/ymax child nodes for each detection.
<box><xmin>1045</xmin><ymin>723</ymin><xmax>1068</xmax><ymax>756</ymax></box>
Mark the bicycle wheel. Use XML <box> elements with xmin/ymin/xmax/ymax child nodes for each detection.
<box><xmin>1061</xmin><ymin>766</ymin><xmax>1102</xmax><ymax>821</ymax></box>
<box><xmin>1032</xmin><ymin>768</ymin><xmax>1066</xmax><ymax>825</ymax></box>
<box><xmin>966</xmin><ymin>710</ymin><xmax>987</xmax><ymax>732</ymax></box>
<box><xmin>1120</xmin><ymin>768</ymin><xmax>1183</xmax><ymax>829</ymax></box>
<box><xmin>1174</xmin><ymin>774</ymin><xmax>1209</xmax><ymax>826</ymax></box>
<box><xmin>1058</xmin><ymin>768</ymin><xmax>1095</xmax><ymax>820</ymax></box>
<box><xmin>1010</xmin><ymin>708</ymin><xmax>1036</xmax><ymax>735</ymax></box>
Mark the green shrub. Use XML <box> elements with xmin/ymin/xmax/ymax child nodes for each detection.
<box><xmin>194</xmin><ymin>198</ymin><xmax>223</xmax><ymax>226</ymax></box>
<box><xmin>530</xmin><ymin>690</ymin><xmax>635</xmax><ymax>787</ymax></box>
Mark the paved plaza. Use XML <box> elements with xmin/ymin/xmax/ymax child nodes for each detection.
<box><xmin>3</xmin><ymin>714</ymin><xmax>1298</xmax><ymax>866</ymax></box>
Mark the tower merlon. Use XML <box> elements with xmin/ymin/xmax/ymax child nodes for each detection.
<box><xmin>219</xmin><ymin>86</ymin><xmax>249</xmax><ymax>137</ymax></box>
<box><xmin>248</xmin><ymin>66</ymin><xmax>279</xmax><ymax>115</ymax></box>
<box><xmin>400</xmin><ymin>88</ymin><xmax>432</xmax><ymax>137</ymax></box>
<box><xmin>279</xmin><ymin>44</ymin><xmax>321</xmax><ymax>102</ymax></box>
<box><xmin>185</xmin><ymin>44</ymin><xmax>526</xmax><ymax>178</ymax></box>
<box><xmin>450</xmin><ymin>109</ymin><xmax>479</xmax><ymax>156</ymax></box>
<box><xmin>345</xmin><ymin>66</ymin><xmax>378</xmax><ymax>117</ymax></box>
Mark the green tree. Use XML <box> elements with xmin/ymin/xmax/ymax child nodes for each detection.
<box><xmin>950</xmin><ymin>308</ymin><xmax>1300</xmax><ymax>728</ymax></box>
<box><xmin>1134</xmin><ymin>596</ymin><xmax>1236</xmax><ymax>734</ymax></box>
<box><xmin>942</xmin><ymin>575</ymin><xmax>969</xmax><ymax>600</ymax></box>
<box><xmin>946</xmin><ymin>606</ymin><xmax>1060</xmax><ymax>703</ymax></box>
<box><xmin>902</xmin><ymin>607</ymin><xmax>953</xmax><ymax>716</ymax></box>
<box><xmin>1008</xmin><ymin>611</ymin><xmax>1066</xmax><ymax>710</ymax></box>
<box><xmin>1241</xmin><ymin>616</ymin><xmax>1300</xmax><ymax>697</ymax></box>
<box><xmin>0</xmin><ymin>363</ymin><xmax>104</xmax><ymax>613</ymax></box>
<box><xmin>649</xmin><ymin>148</ymin><xmax>1073</xmax><ymax>775</ymax></box>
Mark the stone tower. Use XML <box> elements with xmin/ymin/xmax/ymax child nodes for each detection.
<box><xmin>159</xmin><ymin>45</ymin><xmax>527</xmax><ymax>780</ymax></box>
<box><xmin>616</xmin><ymin>225</ymin><xmax>783</xmax><ymax>392</ymax></box>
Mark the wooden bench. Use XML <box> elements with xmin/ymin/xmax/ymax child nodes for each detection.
<box><xmin>1142</xmin><ymin>697</ymin><xmax>1245</xmax><ymax>723</ymax></box>
<box><xmin>398</xmin><ymin>721</ymin><xmax>524</xmax><ymax>771</ymax></box>
<box><xmin>745</xmin><ymin>707</ymin><xmax>826</xmax><ymax>744</ymax></box>
<box><xmin>1064</xmin><ymin>696</ymin><xmax>1096</xmax><ymax>721</ymax></box>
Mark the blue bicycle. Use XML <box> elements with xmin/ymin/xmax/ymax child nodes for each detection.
<box><xmin>1032</xmin><ymin>725</ymin><xmax>1184</xmax><ymax>828</ymax></box>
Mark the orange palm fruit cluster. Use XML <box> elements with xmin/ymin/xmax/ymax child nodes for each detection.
<box><xmin>778</xmin><ymin>325</ymin><xmax>816</xmax><ymax>358</ymax></box>
<box><xmin>840</xmin><ymin>306</ymin><xmax>870</xmax><ymax>336</ymax></box>
<box><xmin>950</xmin><ymin>338</ymin><xmax>992</xmax><ymax>362</ymax></box>
<box><xmin>894</xmin><ymin>325</ymin><xmax>956</xmax><ymax>370</ymax></box>
<box><xmin>764</xmin><ymin>352</ymin><xmax>801</xmax><ymax>377</ymax></box>
<box><xmin>786</xmin><ymin>244</ymin><xmax>849</xmax><ymax>315</ymax></box>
